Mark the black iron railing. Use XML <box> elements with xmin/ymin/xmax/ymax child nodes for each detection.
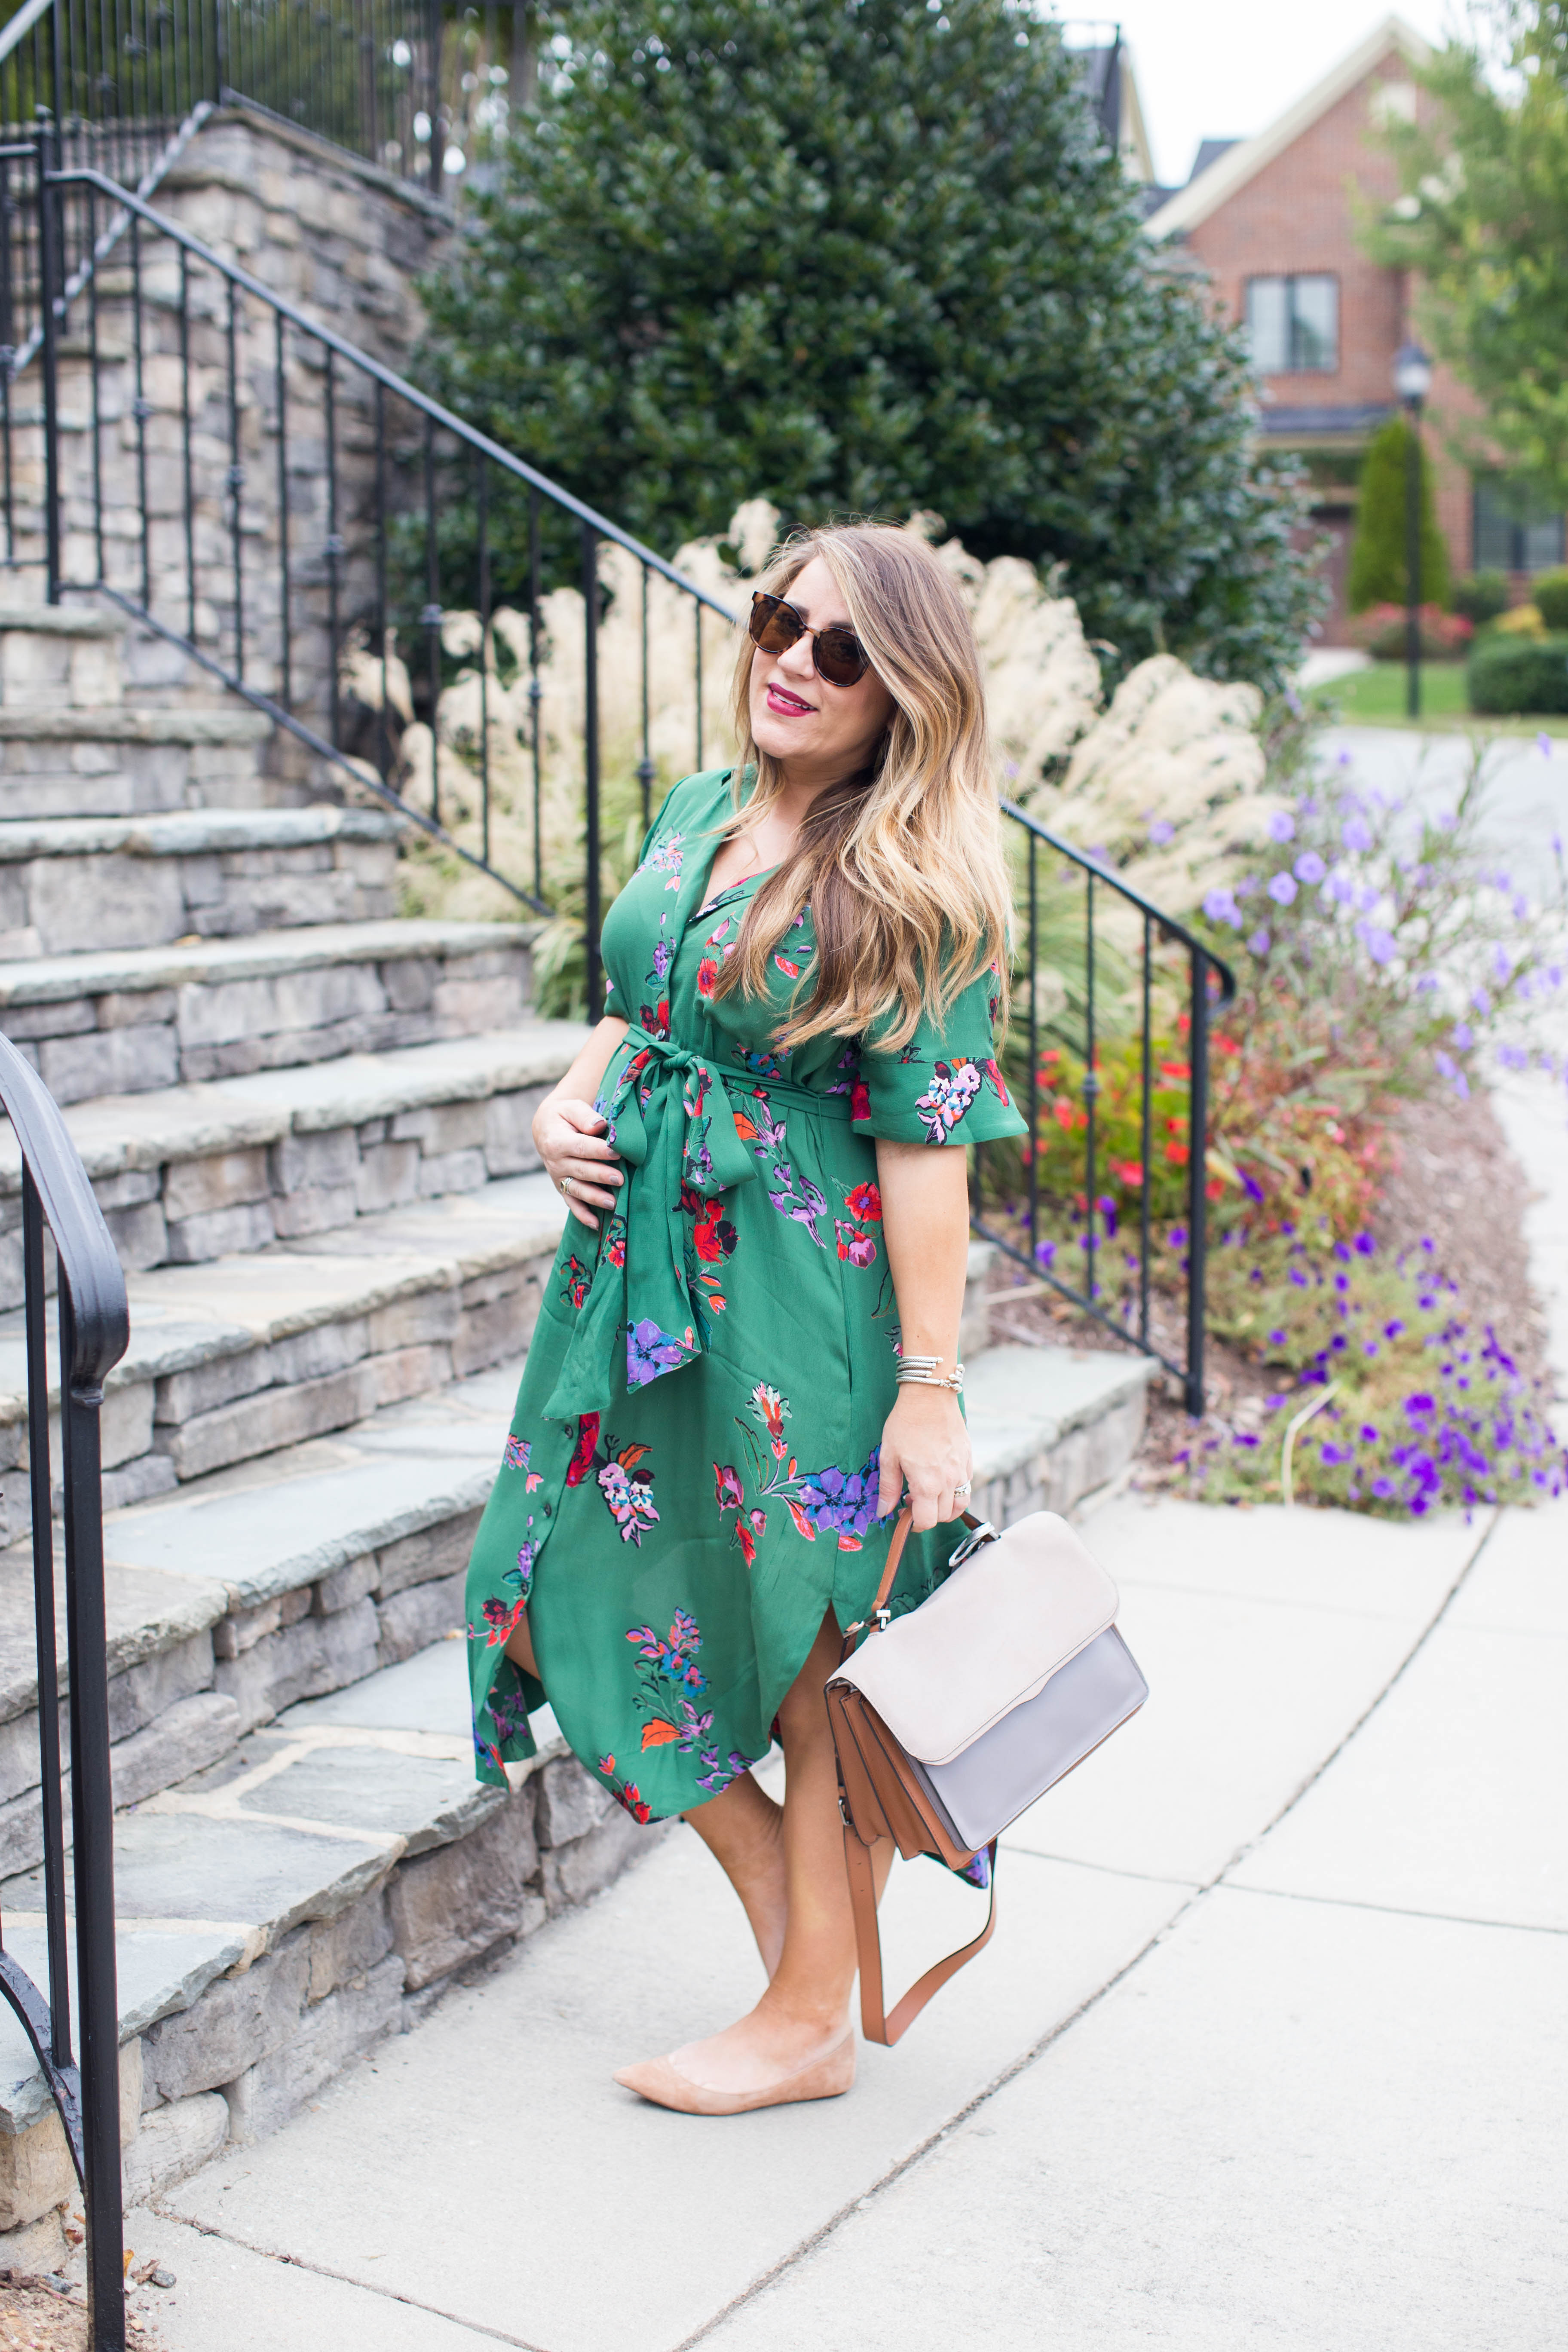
<box><xmin>0</xmin><ymin>1032</ymin><xmax>130</xmax><ymax>2350</ymax></box>
<box><xmin>978</xmin><ymin>800</ymin><xmax>1235</xmax><ymax>1417</ymax></box>
<box><xmin>11</xmin><ymin>160</ymin><xmax>732</xmax><ymax>993</ymax></box>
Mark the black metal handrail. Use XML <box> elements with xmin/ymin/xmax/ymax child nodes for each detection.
<box><xmin>16</xmin><ymin>160</ymin><xmax>731</xmax><ymax>999</ymax></box>
<box><xmin>0</xmin><ymin>1032</ymin><xmax>129</xmax><ymax>2350</ymax></box>
<box><xmin>980</xmin><ymin>799</ymin><xmax>1236</xmax><ymax>1417</ymax></box>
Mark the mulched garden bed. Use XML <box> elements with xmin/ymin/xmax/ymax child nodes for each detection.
<box><xmin>0</xmin><ymin>2267</ymin><xmax>169</xmax><ymax>2351</ymax></box>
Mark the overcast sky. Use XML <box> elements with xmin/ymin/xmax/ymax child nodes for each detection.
<box><xmin>1078</xmin><ymin>3</ymin><xmax>1463</xmax><ymax>187</ymax></box>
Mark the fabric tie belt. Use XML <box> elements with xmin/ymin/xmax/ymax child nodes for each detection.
<box><xmin>542</xmin><ymin>1024</ymin><xmax>853</xmax><ymax>1419</ymax></box>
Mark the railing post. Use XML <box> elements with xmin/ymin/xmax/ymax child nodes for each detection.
<box><xmin>582</xmin><ymin>519</ymin><xmax>601</xmax><ymax>1019</ymax></box>
<box><xmin>1184</xmin><ymin>946</ymin><xmax>1212</xmax><ymax>1418</ymax></box>
<box><xmin>35</xmin><ymin>130</ymin><xmax>61</xmax><ymax>602</ymax></box>
<box><xmin>59</xmin><ymin>1300</ymin><xmax>125</xmax><ymax>2349</ymax></box>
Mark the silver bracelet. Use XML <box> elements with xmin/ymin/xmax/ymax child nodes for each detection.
<box><xmin>896</xmin><ymin>1363</ymin><xmax>965</xmax><ymax>1393</ymax></box>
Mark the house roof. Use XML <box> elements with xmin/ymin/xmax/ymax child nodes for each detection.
<box><xmin>1141</xmin><ymin>14</ymin><xmax>1434</xmax><ymax>242</ymax></box>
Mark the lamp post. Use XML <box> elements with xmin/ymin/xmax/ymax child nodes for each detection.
<box><xmin>1393</xmin><ymin>341</ymin><xmax>1433</xmax><ymax>720</ymax></box>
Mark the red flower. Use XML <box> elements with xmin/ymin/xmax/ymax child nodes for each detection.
<box><xmin>845</xmin><ymin>1180</ymin><xmax>882</xmax><ymax>1222</ymax></box>
<box><xmin>694</xmin><ymin>1202</ymin><xmax>737</xmax><ymax>1262</ymax></box>
<box><xmin>481</xmin><ymin>1596</ymin><xmax>527</xmax><ymax>1648</ymax></box>
<box><xmin>774</xmin><ymin>955</ymin><xmax>801</xmax><ymax>980</ymax></box>
<box><xmin>566</xmin><ymin>1412</ymin><xmax>601</xmax><ymax>1485</ymax></box>
<box><xmin>851</xmin><ymin>1080</ymin><xmax>871</xmax><ymax>1122</ymax></box>
<box><xmin>786</xmin><ymin>1498</ymin><xmax>817</xmax><ymax>1541</ymax></box>
<box><xmin>984</xmin><ymin>1059</ymin><xmax>1012</xmax><ymax>1105</ymax></box>
<box><xmin>1164</xmin><ymin>1140</ymin><xmax>1190</xmax><ymax>1167</ymax></box>
<box><xmin>714</xmin><ymin>1462</ymin><xmax>743</xmax><ymax>1511</ymax></box>
<box><xmin>736</xmin><ymin>1522</ymin><xmax>757</xmax><ymax>1568</ymax></box>
<box><xmin>640</xmin><ymin>1719</ymin><xmax>680</xmax><ymax>1750</ymax></box>
<box><xmin>696</xmin><ymin>956</ymin><xmax>720</xmax><ymax>997</ymax></box>
<box><xmin>597</xmin><ymin>1755</ymin><xmax>616</xmax><ymax>1775</ymax></box>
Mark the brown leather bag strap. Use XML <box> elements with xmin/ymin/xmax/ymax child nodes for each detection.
<box><xmin>842</xmin><ymin>1824</ymin><xmax>998</xmax><ymax>2046</ymax></box>
<box><xmin>839</xmin><ymin>1504</ymin><xmax>987</xmax><ymax>1664</ymax></box>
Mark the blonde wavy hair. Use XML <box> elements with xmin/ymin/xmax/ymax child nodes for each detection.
<box><xmin>710</xmin><ymin>522</ymin><xmax>1012</xmax><ymax>1054</ymax></box>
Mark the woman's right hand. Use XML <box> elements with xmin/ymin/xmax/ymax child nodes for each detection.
<box><xmin>534</xmin><ymin>1096</ymin><xmax>624</xmax><ymax>1229</ymax></box>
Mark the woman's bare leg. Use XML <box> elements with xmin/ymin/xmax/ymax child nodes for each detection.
<box><xmin>682</xmin><ymin>1775</ymin><xmax>788</xmax><ymax>1977</ymax></box>
<box><xmin>511</xmin><ymin>1611</ymin><xmax>788</xmax><ymax>1975</ymax></box>
<box><xmin>650</xmin><ymin>1609</ymin><xmax>894</xmax><ymax>2093</ymax></box>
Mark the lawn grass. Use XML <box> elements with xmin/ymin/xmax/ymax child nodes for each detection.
<box><xmin>1307</xmin><ymin>660</ymin><xmax>1568</xmax><ymax>733</ymax></box>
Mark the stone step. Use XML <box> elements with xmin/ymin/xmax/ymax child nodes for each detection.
<box><xmin>0</xmin><ymin>807</ymin><xmax>407</xmax><ymax>960</ymax></box>
<box><xmin>0</xmin><ymin>704</ymin><xmax>274</xmax><ymax>821</ymax></box>
<box><xmin>0</xmin><ymin>602</ymin><xmax>125</xmax><ymax>714</ymax></box>
<box><xmin>0</xmin><ymin>1632</ymin><xmax>634</xmax><ymax>2233</ymax></box>
<box><xmin>0</xmin><ymin>1020</ymin><xmax>586</xmax><ymax>1286</ymax></box>
<box><xmin>0</xmin><ymin>1170</ymin><xmax>565</xmax><ymax>1528</ymax></box>
<box><xmin>0</xmin><ymin>1354</ymin><xmax>532</xmax><ymax>1876</ymax></box>
<box><xmin>0</xmin><ymin>914</ymin><xmax>534</xmax><ymax>1103</ymax></box>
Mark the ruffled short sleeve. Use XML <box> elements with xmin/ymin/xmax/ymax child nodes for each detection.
<box><xmin>849</xmin><ymin>960</ymin><xmax>1027</xmax><ymax>1147</ymax></box>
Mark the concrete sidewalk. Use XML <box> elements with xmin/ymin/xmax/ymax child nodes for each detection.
<box><xmin>112</xmin><ymin>1479</ymin><xmax>1568</xmax><ymax>2352</ymax></box>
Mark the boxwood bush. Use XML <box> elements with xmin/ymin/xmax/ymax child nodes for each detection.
<box><xmin>1467</xmin><ymin>633</ymin><xmax>1568</xmax><ymax>713</ymax></box>
<box><xmin>1534</xmin><ymin>570</ymin><xmax>1568</xmax><ymax>631</ymax></box>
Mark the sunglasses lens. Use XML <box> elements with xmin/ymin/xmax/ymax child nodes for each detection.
<box><xmin>814</xmin><ymin>628</ymin><xmax>867</xmax><ymax>687</ymax></box>
<box><xmin>748</xmin><ymin>593</ymin><xmax>802</xmax><ymax>655</ymax></box>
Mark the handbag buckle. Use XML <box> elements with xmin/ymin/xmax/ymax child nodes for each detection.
<box><xmin>947</xmin><ymin>1519</ymin><xmax>998</xmax><ymax>1569</ymax></box>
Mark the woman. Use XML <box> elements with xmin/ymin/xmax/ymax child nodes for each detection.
<box><xmin>465</xmin><ymin>521</ymin><xmax>1024</xmax><ymax>2114</ymax></box>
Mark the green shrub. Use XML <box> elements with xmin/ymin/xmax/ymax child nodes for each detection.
<box><xmin>1533</xmin><ymin>568</ymin><xmax>1568</xmax><ymax>630</ymax></box>
<box><xmin>1467</xmin><ymin>632</ymin><xmax>1568</xmax><ymax>713</ymax></box>
<box><xmin>1347</xmin><ymin>416</ymin><xmax>1452</xmax><ymax>612</ymax></box>
<box><xmin>1452</xmin><ymin>569</ymin><xmax>1510</xmax><ymax>623</ymax></box>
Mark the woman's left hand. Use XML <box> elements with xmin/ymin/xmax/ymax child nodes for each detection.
<box><xmin>876</xmin><ymin>1385</ymin><xmax>973</xmax><ymax>1531</ymax></box>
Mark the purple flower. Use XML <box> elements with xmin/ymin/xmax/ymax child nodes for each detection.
<box><xmin>1268</xmin><ymin>810</ymin><xmax>1296</xmax><ymax>843</ymax></box>
<box><xmin>1354</xmin><ymin>1232</ymin><xmax>1376</xmax><ymax>1255</ymax></box>
<box><xmin>1434</xmin><ymin>1050</ymin><xmax>1457</xmax><ymax>1080</ymax></box>
<box><xmin>1203</xmin><ymin>886</ymin><xmax>1242</xmax><ymax>927</ymax></box>
<box><xmin>1538</xmin><ymin>732</ymin><xmax>1553</xmax><ymax>757</ymax></box>
<box><xmin>1342</xmin><ymin>815</ymin><xmax>1373</xmax><ymax>854</ymax></box>
<box><xmin>1472</xmin><ymin>987</ymin><xmax>1491</xmax><ymax>1016</ymax></box>
<box><xmin>1167</xmin><ymin>1225</ymin><xmax>1188</xmax><ymax>1250</ymax></box>
<box><xmin>1384</xmin><ymin>1319</ymin><xmax>1405</xmax><ymax>1339</ymax></box>
<box><xmin>1148</xmin><ymin>818</ymin><xmax>1175</xmax><ymax>845</ymax></box>
<box><xmin>1267</xmin><ymin>872</ymin><xmax>1297</xmax><ymax>906</ymax></box>
<box><xmin>1336</xmin><ymin>748</ymin><xmax>1352</xmax><ymax>769</ymax></box>
<box><xmin>1451</xmin><ymin>1022</ymin><xmax>1474</xmax><ymax>1049</ymax></box>
<box><xmin>1035</xmin><ymin>1237</ymin><xmax>1056</xmax><ymax>1270</ymax></box>
<box><xmin>626</xmin><ymin>1318</ymin><xmax>692</xmax><ymax>1388</ymax></box>
<box><xmin>1320</xmin><ymin>1442</ymin><xmax>1356</xmax><ymax>1466</ymax></box>
<box><xmin>1371</xmin><ymin>1476</ymin><xmax>1396</xmax><ymax>1499</ymax></box>
<box><xmin>1294</xmin><ymin>850</ymin><xmax>1327</xmax><ymax>885</ymax></box>
<box><xmin>1248</xmin><ymin>928</ymin><xmax>1271</xmax><ymax>956</ymax></box>
<box><xmin>1404</xmin><ymin>1393</ymin><xmax>1436</xmax><ymax>1418</ymax></box>
<box><xmin>1364</xmin><ymin>927</ymin><xmax>1396</xmax><ymax>964</ymax></box>
<box><xmin>1268</xmin><ymin>1327</ymin><xmax>1286</xmax><ymax>1345</ymax></box>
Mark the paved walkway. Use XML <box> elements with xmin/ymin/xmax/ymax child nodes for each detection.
<box><xmin>119</xmin><ymin>1031</ymin><xmax>1568</xmax><ymax>2352</ymax></box>
<box><xmin>115</xmin><ymin>1476</ymin><xmax>1565</xmax><ymax>2351</ymax></box>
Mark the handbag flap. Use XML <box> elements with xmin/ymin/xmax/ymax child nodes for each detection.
<box><xmin>833</xmin><ymin>1511</ymin><xmax>1120</xmax><ymax>1767</ymax></box>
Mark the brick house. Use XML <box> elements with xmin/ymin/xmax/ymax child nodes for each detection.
<box><xmin>1142</xmin><ymin>13</ymin><xmax>1565</xmax><ymax>641</ymax></box>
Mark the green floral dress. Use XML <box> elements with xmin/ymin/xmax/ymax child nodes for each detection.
<box><xmin>465</xmin><ymin>766</ymin><xmax>1026</xmax><ymax>1830</ymax></box>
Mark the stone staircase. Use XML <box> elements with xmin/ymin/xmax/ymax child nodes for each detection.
<box><xmin>0</xmin><ymin>593</ymin><xmax>1155</xmax><ymax>2272</ymax></box>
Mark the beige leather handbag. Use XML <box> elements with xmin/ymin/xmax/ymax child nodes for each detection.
<box><xmin>826</xmin><ymin>1507</ymin><xmax>1148</xmax><ymax>2044</ymax></box>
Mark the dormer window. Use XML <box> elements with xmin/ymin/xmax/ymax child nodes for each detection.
<box><xmin>1245</xmin><ymin>275</ymin><xmax>1338</xmax><ymax>374</ymax></box>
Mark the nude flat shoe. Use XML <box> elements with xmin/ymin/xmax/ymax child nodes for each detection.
<box><xmin>613</xmin><ymin>2031</ymin><xmax>856</xmax><ymax>2115</ymax></box>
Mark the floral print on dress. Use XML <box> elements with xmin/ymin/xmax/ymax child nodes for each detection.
<box><xmin>915</xmin><ymin>1058</ymin><xmax>985</xmax><ymax>1143</ymax></box>
<box><xmin>643</xmin><ymin>829</ymin><xmax>686</xmax><ymax>890</ymax></box>
<box><xmin>597</xmin><ymin>1756</ymin><xmax>658</xmax><ymax>1823</ymax></box>
<box><xmin>568</xmin><ymin>1422</ymin><xmax>659</xmax><ymax>1544</ymax></box>
<box><xmin>626</xmin><ymin>1317</ymin><xmax>696</xmax><ymax>1388</ymax></box>
<box><xmin>502</xmin><ymin>1433</ymin><xmax>531</xmax><ymax>1471</ymax></box>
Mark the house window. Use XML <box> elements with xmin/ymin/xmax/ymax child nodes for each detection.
<box><xmin>1244</xmin><ymin>275</ymin><xmax>1338</xmax><ymax>374</ymax></box>
<box><xmin>1472</xmin><ymin>475</ymin><xmax>1566</xmax><ymax>573</ymax></box>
